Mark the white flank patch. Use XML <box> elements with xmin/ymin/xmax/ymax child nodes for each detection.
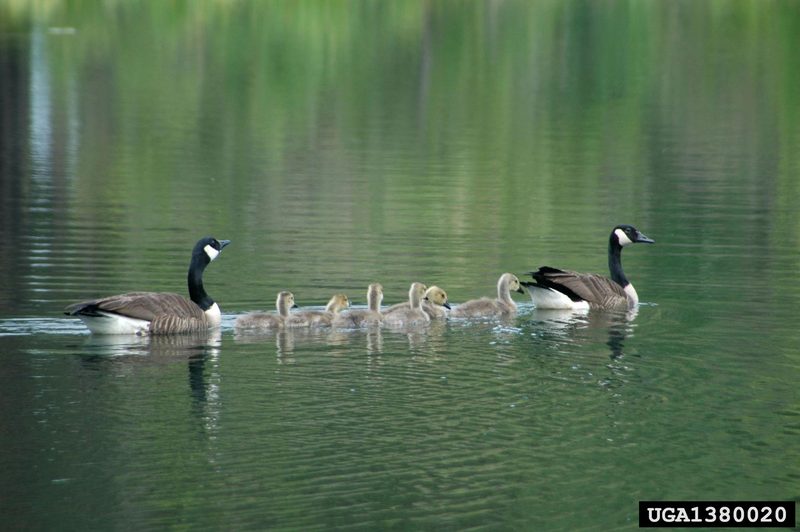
<box><xmin>204</xmin><ymin>244</ymin><xmax>220</xmax><ymax>261</ymax></box>
<box><xmin>624</xmin><ymin>283</ymin><xmax>639</xmax><ymax>307</ymax></box>
<box><xmin>204</xmin><ymin>302</ymin><xmax>222</xmax><ymax>326</ymax></box>
<box><xmin>529</xmin><ymin>287</ymin><xmax>590</xmax><ymax>310</ymax></box>
<box><xmin>79</xmin><ymin>312</ymin><xmax>151</xmax><ymax>335</ymax></box>
<box><xmin>615</xmin><ymin>228</ymin><xmax>633</xmax><ymax>247</ymax></box>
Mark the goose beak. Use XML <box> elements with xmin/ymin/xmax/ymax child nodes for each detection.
<box><xmin>443</xmin><ymin>302</ymin><xmax>451</xmax><ymax>310</ymax></box>
<box><xmin>219</xmin><ymin>239</ymin><xmax>231</xmax><ymax>249</ymax></box>
<box><xmin>635</xmin><ymin>232</ymin><xmax>655</xmax><ymax>244</ymax></box>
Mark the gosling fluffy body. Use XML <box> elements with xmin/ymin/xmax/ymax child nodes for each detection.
<box><xmin>333</xmin><ymin>283</ymin><xmax>384</xmax><ymax>328</ymax></box>
<box><xmin>449</xmin><ymin>273</ymin><xmax>525</xmax><ymax>318</ymax></box>
<box><xmin>235</xmin><ymin>291</ymin><xmax>297</xmax><ymax>330</ymax></box>
<box><xmin>285</xmin><ymin>294</ymin><xmax>350</xmax><ymax>328</ymax></box>
<box><xmin>383</xmin><ymin>282</ymin><xmax>430</xmax><ymax>327</ymax></box>
<box><xmin>384</xmin><ymin>285</ymin><xmax>450</xmax><ymax>319</ymax></box>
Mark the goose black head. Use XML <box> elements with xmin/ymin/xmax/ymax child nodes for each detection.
<box><xmin>194</xmin><ymin>236</ymin><xmax>231</xmax><ymax>263</ymax></box>
<box><xmin>612</xmin><ymin>225</ymin><xmax>654</xmax><ymax>247</ymax></box>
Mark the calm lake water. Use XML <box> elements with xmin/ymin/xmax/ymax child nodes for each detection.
<box><xmin>1</xmin><ymin>1</ymin><xmax>799</xmax><ymax>529</ymax></box>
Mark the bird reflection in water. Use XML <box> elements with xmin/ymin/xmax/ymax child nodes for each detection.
<box><xmin>526</xmin><ymin>306</ymin><xmax>639</xmax><ymax>361</ymax></box>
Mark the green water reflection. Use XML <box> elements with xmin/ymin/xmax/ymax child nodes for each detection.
<box><xmin>1</xmin><ymin>1</ymin><xmax>799</xmax><ymax>530</ymax></box>
<box><xmin>2</xmin><ymin>1</ymin><xmax>798</xmax><ymax>308</ymax></box>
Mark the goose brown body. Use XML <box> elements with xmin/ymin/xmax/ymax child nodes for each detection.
<box><xmin>522</xmin><ymin>225</ymin><xmax>654</xmax><ymax>310</ymax></box>
<box><xmin>65</xmin><ymin>237</ymin><xmax>230</xmax><ymax>335</ymax></box>
<box><xmin>67</xmin><ymin>292</ymin><xmax>213</xmax><ymax>334</ymax></box>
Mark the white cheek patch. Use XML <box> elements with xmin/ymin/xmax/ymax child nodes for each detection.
<box><xmin>204</xmin><ymin>244</ymin><xmax>220</xmax><ymax>261</ymax></box>
<box><xmin>615</xmin><ymin>228</ymin><xmax>633</xmax><ymax>247</ymax></box>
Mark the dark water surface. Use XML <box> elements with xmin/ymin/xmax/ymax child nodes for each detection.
<box><xmin>1</xmin><ymin>2</ymin><xmax>799</xmax><ymax>530</ymax></box>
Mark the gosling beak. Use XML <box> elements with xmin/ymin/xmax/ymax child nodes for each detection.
<box><xmin>516</xmin><ymin>286</ymin><xmax>526</xmax><ymax>294</ymax></box>
<box><xmin>443</xmin><ymin>301</ymin><xmax>451</xmax><ymax>310</ymax></box>
<box><xmin>291</xmin><ymin>304</ymin><xmax>299</xmax><ymax>309</ymax></box>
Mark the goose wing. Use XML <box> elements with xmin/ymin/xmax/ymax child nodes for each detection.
<box><xmin>526</xmin><ymin>267</ymin><xmax>627</xmax><ymax>309</ymax></box>
<box><xmin>65</xmin><ymin>292</ymin><xmax>204</xmax><ymax>321</ymax></box>
<box><xmin>149</xmin><ymin>312</ymin><xmax>210</xmax><ymax>334</ymax></box>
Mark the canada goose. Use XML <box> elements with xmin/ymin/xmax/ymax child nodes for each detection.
<box><xmin>382</xmin><ymin>282</ymin><xmax>430</xmax><ymax>327</ymax></box>
<box><xmin>332</xmin><ymin>283</ymin><xmax>384</xmax><ymax>328</ymax></box>
<box><xmin>65</xmin><ymin>236</ymin><xmax>230</xmax><ymax>335</ymax></box>
<box><xmin>285</xmin><ymin>294</ymin><xmax>350</xmax><ymax>328</ymax></box>
<box><xmin>384</xmin><ymin>285</ymin><xmax>451</xmax><ymax>319</ymax></box>
<box><xmin>521</xmin><ymin>224</ymin><xmax>654</xmax><ymax>310</ymax></box>
<box><xmin>449</xmin><ymin>273</ymin><xmax>525</xmax><ymax>318</ymax></box>
<box><xmin>234</xmin><ymin>291</ymin><xmax>297</xmax><ymax>330</ymax></box>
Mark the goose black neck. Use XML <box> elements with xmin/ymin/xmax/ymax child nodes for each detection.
<box><xmin>187</xmin><ymin>254</ymin><xmax>214</xmax><ymax>311</ymax></box>
<box><xmin>608</xmin><ymin>236</ymin><xmax>629</xmax><ymax>287</ymax></box>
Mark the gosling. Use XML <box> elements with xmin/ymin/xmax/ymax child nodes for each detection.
<box><xmin>384</xmin><ymin>285</ymin><xmax>450</xmax><ymax>319</ymax></box>
<box><xmin>234</xmin><ymin>291</ymin><xmax>296</xmax><ymax>330</ymax></box>
<box><xmin>382</xmin><ymin>282</ymin><xmax>430</xmax><ymax>328</ymax></box>
<box><xmin>332</xmin><ymin>283</ymin><xmax>383</xmax><ymax>328</ymax></box>
<box><xmin>285</xmin><ymin>294</ymin><xmax>350</xmax><ymax>328</ymax></box>
<box><xmin>449</xmin><ymin>273</ymin><xmax>525</xmax><ymax>318</ymax></box>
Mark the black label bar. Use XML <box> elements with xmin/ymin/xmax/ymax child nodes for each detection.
<box><xmin>639</xmin><ymin>501</ymin><xmax>795</xmax><ymax>528</ymax></box>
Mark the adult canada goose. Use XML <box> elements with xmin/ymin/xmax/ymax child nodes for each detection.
<box><xmin>521</xmin><ymin>224</ymin><xmax>654</xmax><ymax>310</ymax></box>
<box><xmin>384</xmin><ymin>285</ymin><xmax>451</xmax><ymax>319</ymax></box>
<box><xmin>285</xmin><ymin>294</ymin><xmax>350</xmax><ymax>328</ymax></box>
<box><xmin>449</xmin><ymin>273</ymin><xmax>525</xmax><ymax>318</ymax></box>
<box><xmin>382</xmin><ymin>282</ymin><xmax>430</xmax><ymax>327</ymax></box>
<box><xmin>65</xmin><ymin>236</ymin><xmax>230</xmax><ymax>335</ymax></box>
<box><xmin>332</xmin><ymin>283</ymin><xmax>383</xmax><ymax>328</ymax></box>
<box><xmin>234</xmin><ymin>291</ymin><xmax>296</xmax><ymax>330</ymax></box>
